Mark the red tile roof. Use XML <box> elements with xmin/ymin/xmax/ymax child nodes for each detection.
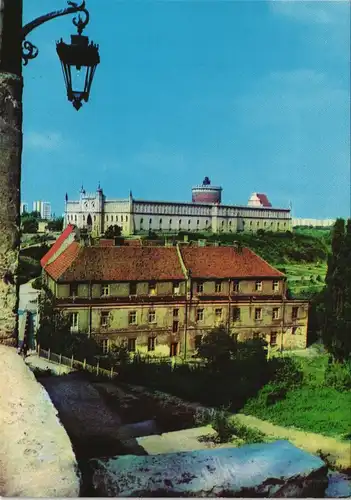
<box><xmin>44</xmin><ymin>242</ymin><xmax>284</xmax><ymax>282</ymax></box>
<box><xmin>47</xmin><ymin>246</ymin><xmax>185</xmax><ymax>282</ymax></box>
<box><xmin>45</xmin><ymin>241</ymin><xmax>81</xmax><ymax>281</ymax></box>
<box><xmin>180</xmin><ymin>246</ymin><xmax>284</xmax><ymax>279</ymax></box>
<box><xmin>257</xmin><ymin>193</ymin><xmax>272</xmax><ymax>207</ymax></box>
<box><xmin>40</xmin><ymin>224</ymin><xmax>75</xmax><ymax>267</ymax></box>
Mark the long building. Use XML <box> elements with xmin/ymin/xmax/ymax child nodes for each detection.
<box><xmin>64</xmin><ymin>178</ymin><xmax>292</xmax><ymax>236</ymax></box>
<box><xmin>40</xmin><ymin>225</ymin><xmax>308</xmax><ymax>356</ymax></box>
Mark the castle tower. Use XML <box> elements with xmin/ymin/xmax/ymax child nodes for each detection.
<box><xmin>192</xmin><ymin>176</ymin><xmax>222</xmax><ymax>204</ymax></box>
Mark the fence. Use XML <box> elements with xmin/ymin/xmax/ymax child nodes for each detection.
<box><xmin>36</xmin><ymin>345</ymin><xmax>118</xmax><ymax>379</ymax></box>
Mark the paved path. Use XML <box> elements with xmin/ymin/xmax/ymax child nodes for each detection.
<box><xmin>25</xmin><ymin>354</ymin><xmax>72</xmax><ymax>375</ymax></box>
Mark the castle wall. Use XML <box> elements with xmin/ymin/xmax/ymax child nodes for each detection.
<box><xmin>64</xmin><ymin>191</ymin><xmax>292</xmax><ymax>236</ymax></box>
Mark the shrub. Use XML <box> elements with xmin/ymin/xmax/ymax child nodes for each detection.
<box><xmin>324</xmin><ymin>360</ymin><xmax>351</xmax><ymax>392</ymax></box>
<box><xmin>31</xmin><ymin>276</ymin><xmax>42</xmax><ymax>290</ymax></box>
<box><xmin>195</xmin><ymin>407</ymin><xmax>266</xmax><ymax>444</ymax></box>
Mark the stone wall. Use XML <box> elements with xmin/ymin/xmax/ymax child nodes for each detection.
<box><xmin>0</xmin><ymin>346</ymin><xmax>80</xmax><ymax>497</ymax></box>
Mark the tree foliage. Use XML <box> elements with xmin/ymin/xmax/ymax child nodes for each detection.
<box><xmin>37</xmin><ymin>290</ymin><xmax>100</xmax><ymax>362</ymax></box>
<box><xmin>47</xmin><ymin>217</ymin><xmax>64</xmax><ymax>232</ymax></box>
<box><xmin>322</xmin><ymin>218</ymin><xmax>351</xmax><ymax>361</ymax></box>
<box><xmin>21</xmin><ymin>217</ymin><xmax>38</xmax><ymax>234</ymax></box>
<box><xmin>104</xmin><ymin>225</ymin><xmax>122</xmax><ymax>239</ymax></box>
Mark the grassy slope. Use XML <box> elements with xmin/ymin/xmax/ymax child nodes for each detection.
<box><xmin>242</xmin><ymin>356</ymin><xmax>351</xmax><ymax>439</ymax></box>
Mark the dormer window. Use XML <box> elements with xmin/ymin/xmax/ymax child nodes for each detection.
<box><xmin>255</xmin><ymin>281</ymin><xmax>262</xmax><ymax>292</ymax></box>
<box><xmin>196</xmin><ymin>282</ymin><xmax>204</xmax><ymax>293</ymax></box>
<box><xmin>70</xmin><ymin>284</ymin><xmax>78</xmax><ymax>297</ymax></box>
<box><xmin>173</xmin><ymin>282</ymin><xmax>180</xmax><ymax>295</ymax></box>
<box><xmin>148</xmin><ymin>282</ymin><xmax>156</xmax><ymax>295</ymax></box>
<box><xmin>101</xmin><ymin>284</ymin><xmax>110</xmax><ymax>297</ymax></box>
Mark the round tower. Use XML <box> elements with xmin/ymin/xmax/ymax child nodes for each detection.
<box><xmin>191</xmin><ymin>177</ymin><xmax>222</xmax><ymax>204</ymax></box>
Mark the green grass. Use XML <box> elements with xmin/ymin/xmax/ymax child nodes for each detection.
<box><xmin>275</xmin><ymin>262</ymin><xmax>327</xmax><ymax>297</ymax></box>
<box><xmin>242</xmin><ymin>355</ymin><xmax>351</xmax><ymax>439</ymax></box>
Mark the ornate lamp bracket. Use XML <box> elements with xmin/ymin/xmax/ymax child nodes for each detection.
<box><xmin>21</xmin><ymin>0</ymin><xmax>90</xmax><ymax>66</ymax></box>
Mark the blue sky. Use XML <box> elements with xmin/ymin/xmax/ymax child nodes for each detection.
<box><xmin>22</xmin><ymin>1</ymin><xmax>350</xmax><ymax>218</ymax></box>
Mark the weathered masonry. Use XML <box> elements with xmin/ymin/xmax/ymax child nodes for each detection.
<box><xmin>40</xmin><ymin>226</ymin><xmax>308</xmax><ymax>356</ymax></box>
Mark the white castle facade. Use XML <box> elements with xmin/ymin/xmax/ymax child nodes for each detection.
<box><xmin>64</xmin><ymin>179</ymin><xmax>292</xmax><ymax>236</ymax></box>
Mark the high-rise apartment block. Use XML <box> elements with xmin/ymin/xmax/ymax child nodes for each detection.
<box><xmin>20</xmin><ymin>202</ymin><xmax>29</xmax><ymax>214</ymax></box>
<box><xmin>33</xmin><ymin>201</ymin><xmax>52</xmax><ymax>220</ymax></box>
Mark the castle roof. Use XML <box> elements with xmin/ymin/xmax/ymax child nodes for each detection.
<box><xmin>43</xmin><ymin>239</ymin><xmax>284</xmax><ymax>282</ymax></box>
<box><xmin>256</xmin><ymin>193</ymin><xmax>272</xmax><ymax>207</ymax></box>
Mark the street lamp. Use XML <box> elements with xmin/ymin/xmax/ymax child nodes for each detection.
<box><xmin>22</xmin><ymin>0</ymin><xmax>100</xmax><ymax>110</ymax></box>
<box><xmin>56</xmin><ymin>12</ymin><xmax>100</xmax><ymax>110</ymax></box>
<box><xmin>0</xmin><ymin>0</ymin><xmax>99</xmax><ymax>347</ymax></box>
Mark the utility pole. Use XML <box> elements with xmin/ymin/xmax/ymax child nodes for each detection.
<box><xmin>0</xmin><ymin>0</ymin><xmax>23</xmax><ymax>346</ymax></box>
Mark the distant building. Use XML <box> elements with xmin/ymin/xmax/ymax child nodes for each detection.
<box><xmin>64</xmin><ymin>179</ymin><xmax>292</xmax><ymax>236</ymax></box>
<box><xmin>40</xmin><ymin>225</ymin><xmax>309</xmax><ymax>356</ymax></box>
<box><xmin>292</xmin><ymin>218</ymin><xmax>335</xmax><ymax>228</ymax></box>
<box><xmin>20</xmin><ymin>202</ymin><xmax>29</xmax><ymax>214</ymax></box>
<box><xmin>33</xmin><ymin>201</ymin><xmax>52</xmax><ymax>220</ymax></box>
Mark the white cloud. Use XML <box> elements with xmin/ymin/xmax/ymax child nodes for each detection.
<box><xmin>25</xmin><ymin>131</ymin><xmax>63</xmax><ymax>150</ymax></box>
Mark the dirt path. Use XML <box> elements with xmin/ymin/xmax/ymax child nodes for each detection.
<box><xmin>234</xmin><ymin>414</ymin><xmax>351</xmax><ymax>472</ymax></box>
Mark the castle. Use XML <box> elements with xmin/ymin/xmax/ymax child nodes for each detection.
<box><xmin>64</xmin><ymin>178</ymin><xmax>292</xmax><ymax>236</ymax></box>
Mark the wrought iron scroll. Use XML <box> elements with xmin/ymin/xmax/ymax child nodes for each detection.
<box><xmin>21</xmin><ymin>1</ymin><xmax>90</xmax><ymax>65</ymax></box>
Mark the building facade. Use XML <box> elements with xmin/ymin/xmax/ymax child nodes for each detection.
<box><xmin>41</xmin><ymin>227</ymin><xmax>308</xmax><ymax>356</ymax></box>
<box><xmin>64</xmin><ymin>179</ymin><xmax>292</xmax><ymax>236</ymax></box>
<box><xmin>33</xmin><ymin>201</ymin><xmax>52</xmax><ymax>220</ymax></box>
<box><xmin>20</xmin><ymin>202</ymin><xmax>29</xmax><ymax>215</ymax></box>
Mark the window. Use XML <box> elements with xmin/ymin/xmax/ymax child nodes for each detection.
<box><xmin>140</xmin><ymin>218</ymin><xmax>144</xmax><ymax>224</ymax></box>
<box><xmin>215</xmin><ymin>308</ymin><xmax>222</xmax><ymax>320</ymax></box>
<box><xmin>196</xmin><ymin>308</ymin><xmax>204</xmax><ymax>321</ymax></box>
<box><xmin>255</xmin><ymin>281</ymin><xmax>262</xmax><ymax>291</ymax></box>
<box><xmin>292</xmin><ymin>306</ymin><xmax>298</xmax><ymax>320</ymax></box>
<box><xmin>169</xmin><ymin>219</ymin><xmax>172</xmax><ymax>225</ymax></box>
<box><xmin>126</xmin><ymin>216</ymin><xmax>128</xmax><ymax>222</ymax></box>
<box><xmin>188</xmin><ymin>219</ymin><xmax>191</xmax><ymax>225</ymax></box>
<box><xmin>70</xmin><ymin>283</ymin><xmax>78</xmax><ymax>296</ymax></box>
<box><xmin>106</xmin><ymin>215</ymin><xmax>109</xmax><ymax>222</ymax></box>
<box><xmin>70</xmin><ymin>312</ymin><xmax>79</xmax><ymax>332</ymax></box>
<box><xmin>74</xmin><ymin>215</ymin><xmax>77</xmax><ymax>221</ymax></box>
<box><xmin>111</xmin><ymin>215</ymin><xmax>114</xmax><ymax>222</ymax></box>
<box><xmin>94</xmin><ymin>215</ymin><xmax>96</xmax><ymax>221</ymax></box>
<box><xmin>116</xmin><ymin>215</ymin><xmax>119</xmax><ymax>222</ymax></box>
<box><xmin>292</xmin><ymin>326</ymin><xmax>298</xmax><ymax>335</ymax></box>
<box><xmin>173</xmin><ymin>308</ymin><xmax>179</xmax><ymax>317</ymax></box>
<box><xmin>128</xmin><ymin>311</ymin><xmax>137</xmax><ymax>325</ymax></box>
<box><xmin>194</xmin><ymin>335</ymin><xmax>202</xmax><ymax>350</ymax></box>
<box><xmin>272</xmin><ymin>307</ymin><xmax>280</xmax><ymax>320</ymax></box>
<box><xmin>83</xmin><ymin>215</ymin><xmax>85</xmax><ymax>221</ymax></box>
<box><xmin>101</xmin><ymin>311</ymin><xmax>109</xmax><ymax>327</ymax></box>
<box><xmin>101</xmin><ymin>284</ymin><xmax>110</xmax><ymax>297</ymax></box>
<box><xmin>159</xmin><ymin>218</ymin><xmax>162</xmax><ymax>226</ymax></box>
<box><xmin>170</xmin><ymin>342</ymin><xmax>178</xmax><ymax>357</ymax></box>
<box><xmin>148</xmin><ymin>310</ymin><xmax>156</xmax><ymax>323</ymax></box>
<box><xmin>172</xmin><ymin>320</ymin><xmax>179</xmax><ymax>333</ymax></box>
<box><xmin>128</xmin><ymin>338</ymin><xmax>136</xmax><ymax>352</ymax></box>
<box><xmin>121</xmin><ymin>215</ymin><xmax>123</xmax><ymax>222</ymax></box>
<box><xmin>197</xmin><ymin>220</ymin><xmax>200</xmax><ymax>225</ymax></box>
<box><xmin>129</xmin><ymin>282</ymin><xmax>137</xmax><ymax>295</ymax></box>
<box><xmin>101</xmin><ymin>339</ymin><xmax>109</xmax><ymax>354</ymax></box>
<box><xmin>205</xmin><ymin>220</ymin><xmax>208</xmax><ymax>226</ymax></box>
<box><xmin>273</xmin><ymin>280</ymin><xmax>279</xmax><ymax>291</ymax></box>
<box><xmin>173</xmin><ymin>282</ymin><xmax>180</xmax><ymax>295</ymax></box>
<box><xmin>149</xmin><ymin>218</ymin><xmax>152</xmax><ymax>225</ymax></box>
<box><xmin>148</xmin><ymin>282</ymin><xmax>156</xmax><ymax>295</ymax></box>
<box><xmin>196</xmin><ymin>282</ymin><xmax>204</xmax><ymax>293</ymax></box>
<box><xmin>255</xmin><ymin>308</ymin><xmax>262</xmax><ymax>320</ymax></box>
<box><xmin>270</xmin><ymin>332</ymin><xmax>277</xmax><ymax>346</ymax></box>
<box><xmin>148</xmin><ymin>336</ymin><xmax>156</xmax><ymax>351</ymax></box>
<box><xmin>233</xmin><ymin>280</ymin><xmax>240</xmax><ymax>292</ymax></box>
<box><xmin>215</xmin><ymin>281</ymin><xmax>222</xmax><ymax>293</ymax></box>
<box><xmin>179</xmin><ymin>219</ymin><xmax>182</xmax><ymax>227</ymax></box>
<box><xmin>232</xmin><ymin>307</ymin><xmax>241</xmax><ymax>321</ymax></box>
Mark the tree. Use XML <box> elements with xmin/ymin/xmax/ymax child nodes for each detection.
<box><xmin>104</xmin><ymin>224</ymin><xmax>122</xmax><ymax>239</ymax></box>
<box><xmin>47</xmin><ymin>217</ymin><xmax>64</xmax><ymax>232</ymax></box>
<box><xmin>323</xmin><ymin>219</ymin><xmax>351</xmax><ymax>361</ymax></box>
<box><xmin>21</xmin><ymin>217</ymin><xmax>38</xmax><ymax>234</ymax></box>
<box><xmin>196</xmin><ymin>327</ymin><xmax>238</xmax><ymax>370</ymax></box>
